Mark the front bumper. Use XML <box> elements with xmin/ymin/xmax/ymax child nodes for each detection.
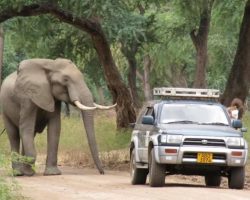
<box><xmin>154</xmin><ymin>145</ymin><xmax>248</xmax><ymax>167</ymax></box>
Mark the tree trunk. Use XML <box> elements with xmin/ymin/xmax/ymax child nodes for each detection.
<box><xmin>221</xmin><ymin>0</ymin><xmax>250</xmax><ymax>106</ymax></box>
<box><xmin>63</xmin><ymin>103</ymin><xmax>70</xmax><ymax>118</ymax></box>
<box><xmin>0</xmin><ymin>3</ymin><xmax>136</xmax><ymax>128</ymax></box>
<box><xmin>0</xmin><ymin>25</ymin><xmax>3</xmax><ymax>86</ymax></box>
<box><xmin>121</xmin><ymin>44</ymin><xmax>141</xmax><ymax>108</ymax></box>
<box><xmin>91</xmin><ymin>31</ymin><xmax>136</xmax><ymax>128</ymax></box>
<box><xmin>143</xmin><ymin>54</ymin><xmax>152</xmax><ymax>101</ymax></box>
<box><xmin>193</xmin><ymin>43</ymin><xmax>208</xmax><ymax>88</ymax></box>
<box><xmin>170</xmin><ymin>64</ymin><xmax>188</xmax><ymax>88</ymax></box>
<box><xmin>127</xmin><ymin>56</ymin><xmax>141</xmax><ymax>108</ymax></box>
<box><xmin>97</xmin><ymin>86</ymin><xmax>105</xmax><ymax>105</ymax></box>
<box><xmin>190</xmin><ymin>0</ymin><xmax>214</xmax><ymax>88</ymax></box>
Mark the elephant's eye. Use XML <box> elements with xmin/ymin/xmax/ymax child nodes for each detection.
<box><xmin>63</xmin><ymin>76</ymin><xmax>69</xmax><ymax>83</ymax></box>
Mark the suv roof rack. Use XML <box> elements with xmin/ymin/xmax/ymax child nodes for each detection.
<box><xmin>153</xmin><ymin>87</ymin><xmax>220</xmax><ymax>99</ymax></box>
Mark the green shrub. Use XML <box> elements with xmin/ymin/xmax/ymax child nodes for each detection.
<box><xmin>0</xmin><ymin>154</ymin><xmax>24</xmax><ymax>200</ymax></box>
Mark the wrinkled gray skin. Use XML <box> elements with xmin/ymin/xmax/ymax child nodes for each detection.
<box><xmin>0</xmin><ymin>58</ymin><xmax>104</xmax><ymax>176</ymax></box>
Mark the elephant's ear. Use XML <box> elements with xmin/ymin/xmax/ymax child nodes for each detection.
<box><xmin>15</xmin><ymin>60</ymin><xmax>55</xmax><ymax>112</ymax></box>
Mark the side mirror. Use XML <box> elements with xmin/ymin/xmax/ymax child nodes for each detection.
<box><xmin>142</xmin><ymin>116</ymin><xmax>154</xmax><ymax>125</ymax></box>
<box><xmin>241</xmin><ymin>127</ymin><xmax>247</xmax><ymax>133</ymax></box>
<box><xmin>232</xmin><ymin>119</ymin><xmax>242</xmax><ymax>129</ymax></box>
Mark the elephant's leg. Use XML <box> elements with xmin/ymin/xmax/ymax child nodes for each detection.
<box><xmin>44</xmin><ymin>102</ymin><xmax>61</xmax><ymax>176</ymax></box>
<box><xmin>19</xmin><ymin>140</ymin><xmax>36</xmax><ymax>176</ymax></box>
<box><xmin>19</xmin><ymin>102</ymin><xmax>37</xmax><ymax>176</ymax></box>
<box><xmin>3</xmin><ymin>115</ymin><xmax>23</xmax><ymax>176</ymax></box>
<box><xmin>21</xmin><ymin>131</ymin><xmax>37</xmax><ymax>156</ymax></box>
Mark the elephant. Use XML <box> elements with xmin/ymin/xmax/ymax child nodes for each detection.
<box><xmin>0</xmin><ymin>58</ymin><xmax>116</xmax><ymax>176</ymax></box>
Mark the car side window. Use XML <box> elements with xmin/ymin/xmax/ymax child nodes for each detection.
<box><xmin>136</xmin><ymin>106</ymin><xmax>148</xmax><ymax>124</ymax></box>
<box><xmin>145</xmin><ymin>107</ymin><xmax>154</xmax><ymax>118</ymax></box>
<box><xmin>145</xmin><ymin>107</ymin><xmax>155</xmax><ymax>124</ymax></box>
<box><xmin>136</xmin><ymin>107</ymin><xmax>154</xmax><ymax>124</ymax></box>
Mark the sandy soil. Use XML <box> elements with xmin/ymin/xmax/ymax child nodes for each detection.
<box><xmin>16</xmin><ymin>165</ymin><xmax>250</xmax><ymax>200</ymax></box>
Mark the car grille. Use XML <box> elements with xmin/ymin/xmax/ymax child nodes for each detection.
<box><xmin>183</xmin><ymin>152</ymin><xmax>226</xmax><ymax>160</ymax></box>
<box><xmin>183</xmin><ymin>138</ymin><xmax>226</xmax><ymax>147</ymax></box>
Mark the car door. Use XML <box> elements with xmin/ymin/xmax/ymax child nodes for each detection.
<box><xmin>140</xmin><ymin>106</ymin><xmax>155</xmax><ymax>162</ymax></box>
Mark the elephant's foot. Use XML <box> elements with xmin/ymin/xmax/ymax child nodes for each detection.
<box><xmin>21</xmin><ymin>164</ymin><xmax>35</xmax><ymax>176</ymax></box>
<box><xmin>44</xmin><ymin>166</ymin><xmax>61</xmax><ymax>176</ymax></box>
<box><xmin>11</xmin><ymin>153</ymin><xmax>36</xmax><ymax>176</ymax></box>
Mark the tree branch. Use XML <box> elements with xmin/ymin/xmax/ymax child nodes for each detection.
<box><xmin>197</xmin><ymin>0</ymin><xmax>214</xmax><ymax>39</ymax></box>
<box><xmin>0</xmin><ymin>3</ymin><xmax>102</xmax><ymax>36</ymax></box>
<box><xmin>137</xmin><ymin>3</ymin><xmax>145</xmax><ymax>15</ymax></box>
<box><xmin>0</xmin><ymin>3</ymin><xmax>49</xmax><ymax>22</ymax></box>
<box><xmin>190</xmin><ymin>29</ymin><xmax>199</xmax><ymax>50</ymax></box>
<box><xmin>136</xmin><ymin>70</ymin><xmax>143</xmax><ymax>82</ymax></box>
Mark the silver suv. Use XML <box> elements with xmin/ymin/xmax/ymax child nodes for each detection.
<box><xmin>130</xmin><ymin>88</ymin><xmax>248</xmax><ymax>189</ymax></box>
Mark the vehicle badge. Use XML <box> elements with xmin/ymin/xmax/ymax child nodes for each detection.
<box><xmin>201</xmin><ymin>139</ymin><xmax>208</xmax><ymax>145</ymax></box>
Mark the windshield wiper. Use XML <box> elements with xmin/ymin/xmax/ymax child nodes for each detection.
<box><xmin>200</xmin><ymin>122</ymin><xmax>229</xmax><ymax>126</ymax></box>
<box><xmin>166</xmin><ymin>120</ymin><xmax>199</xmax><ymax>124</ymax></box>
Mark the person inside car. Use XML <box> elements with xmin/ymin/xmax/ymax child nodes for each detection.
<box><xmin>227</xmin><ymin>98</ymin><xmax>244</xmax><ymax>120</ymax></box>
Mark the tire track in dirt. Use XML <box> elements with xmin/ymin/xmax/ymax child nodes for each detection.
<box><xmin>16</xmin><ymin>166</ymin><xmax>250</xmax><ymax>200</ymax></box>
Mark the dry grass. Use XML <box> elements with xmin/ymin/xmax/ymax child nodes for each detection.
<box><xmin>51</xmin><ymin>149</ymin><xmax>130</xmax><ymax>171</ymax></box>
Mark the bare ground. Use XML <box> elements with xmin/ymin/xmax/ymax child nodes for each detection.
<box><xmin>16</xmin><ymin>165</ymin><xmax>250</xmax><ymax>200</ymax></box>
<box><xmin>14</xmin><ymin>150</ymin><xmax>250</xmax><ymax>200</ymax></box>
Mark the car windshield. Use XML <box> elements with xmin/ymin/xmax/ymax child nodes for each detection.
<box><xmin>160</xmin><ymin>103</ymin><xmax>229</xmax><ymax>125</ymax></box>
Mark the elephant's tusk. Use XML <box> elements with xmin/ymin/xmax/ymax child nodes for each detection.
<box><xmin>93</xmin><ymin>103</ymin><xmax>117</xmax><ymax>110</ymax></box>
<box><xmin>74</xmin><ymin>101</ymin><xmax>97</xmax><ymax>111</ymax></box>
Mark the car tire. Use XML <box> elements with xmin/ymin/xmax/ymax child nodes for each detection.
<box><xmin>228</xmin><ymin>167</ymin><xmax>245</xmax><ymax>189</ymax></box>
<box><xmin>205</xmin><ymin>173</ymin><xmax>221</xmax><ymax>187</ymax></box>
<box><xmin>149</xmin><ymin>148</ymin><xmax>165</xmax><ymax>187</ymax></box>
<box><xmin>130</xmin><ymin>149</ymin><xmax>148</xmax><ymax>185</ymax></box>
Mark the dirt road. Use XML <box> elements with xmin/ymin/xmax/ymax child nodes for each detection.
<box><xmin>16</xmin><ymin>166</ymin><xmax>250</xmax><ymax>200</ymax></box>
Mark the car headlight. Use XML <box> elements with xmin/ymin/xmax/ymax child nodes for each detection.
<box><xmin>161</xmin><ymin>134</ymin><xmax>183</xmax><ymax>144</ymax></box>
<box><xmin>226</xmin><ymin>137</ymin><xmax>245</xmax><ymax>147</ymax></box>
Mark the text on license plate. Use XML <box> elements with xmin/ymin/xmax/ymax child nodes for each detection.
<box><xmin>197</xmin><ymin>152</ymin><xmax>213</xmax><ymax>163</ymax></box>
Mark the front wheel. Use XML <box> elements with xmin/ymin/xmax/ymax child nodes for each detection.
<box><xmin>205</xmin><ymin>173</ymin><xmax>221</xmax><ymax>187</ymax></box>
<box><xmin>149</xmin><ymin>148</ymin><xmax>165</xmax><ymax>187</ymax></box>
<box><xmin>228</xmin><ymin>167</ymin><xmax>245</xmax><ymax>189</ymax></box>
<box><xmin>130</xmin><ymin>149</ymin><xmax>148</xmax><ymax>185</ymax></box>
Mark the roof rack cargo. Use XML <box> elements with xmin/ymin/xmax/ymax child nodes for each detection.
<box><xmin>153</xmin><ymin>87</ymin><xmax>220</xmax><ymax>99</ymax></box>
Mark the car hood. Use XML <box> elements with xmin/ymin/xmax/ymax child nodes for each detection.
<box><xmin>158</xmin><ymin>124</ymin><xmax>242</xmax><ymax>137</ymax></box>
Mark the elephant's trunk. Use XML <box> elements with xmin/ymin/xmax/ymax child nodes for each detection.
<box><xmin>68</xmin><ymin>83</ymin><xmax>104</xmax><ymax>174</ymax></box>
<box><xmin>81</xmin><ymin>110</ymin><xmax>104</xmax><ymax>174</ymax></box>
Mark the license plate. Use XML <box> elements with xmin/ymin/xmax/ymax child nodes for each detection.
<box><xmin>197</xmin><ymin>152</ymin><xmax>213</xmax><ymax>163</ymax></box>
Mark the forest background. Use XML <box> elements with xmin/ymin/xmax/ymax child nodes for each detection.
<box><xmin>0</xmin><ymin>0</ymin><xmax>250</xmax><ymax>129</ymax></box>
